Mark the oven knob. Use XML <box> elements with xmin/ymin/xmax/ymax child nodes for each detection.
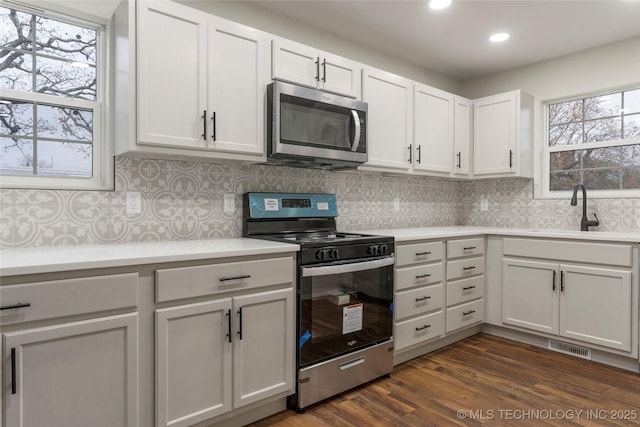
<box><xmin>368</xmin><ymin>245</ymin><xmax>379</xmax><ymax>255</ymax></box>
<box><xmin>331</xmin><ymin>249</ymin><xmax>339</xmax><ymax>259</ymax></box>
<box><xmin>380</xmin><ymin>244</ymin><xmax>388</xmax><ymax>254</ymax></box>
<box><xmin>315</xmin><ymin>249</ymin><xmax>325</xmax><ymax>261</ymax></box>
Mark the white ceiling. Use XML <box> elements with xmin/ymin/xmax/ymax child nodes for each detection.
<box><xmin>248</xmin><ymin>0</ymin><xmax>640</xmax><ymax>81</ymax></box>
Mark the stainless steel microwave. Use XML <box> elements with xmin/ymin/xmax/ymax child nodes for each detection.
<box><xmin>267</xmin><ymin>81</ymin><xmax>368</xmax><ymax>170</ymax></box>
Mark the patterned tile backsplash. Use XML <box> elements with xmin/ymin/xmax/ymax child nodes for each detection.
<box><xmin>0</xmin><ymin>157</ymin><xmax>637</xmax><ymax>248</ymax></box>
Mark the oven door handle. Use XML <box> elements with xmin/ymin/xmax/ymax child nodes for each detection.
<box><xmin>302</xmin><ymin>256</ymin><xmax>394</xmax><ymax>277</ymax></box>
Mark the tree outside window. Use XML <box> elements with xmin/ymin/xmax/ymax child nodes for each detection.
<box><xmin>547</xmin><ymin>88</ymin><xmax>640</xmax><ymax>192</ymax></box>
<box><xmin>0</xmin><ymin>6</ymin><xmax>99</xmax><ymax>179</ymax></box>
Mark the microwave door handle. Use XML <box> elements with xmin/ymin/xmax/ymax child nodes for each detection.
<box><xmin>350</xmin><ymin>109</ymin><xmax>361</xmax><ymax>152</ymax></box>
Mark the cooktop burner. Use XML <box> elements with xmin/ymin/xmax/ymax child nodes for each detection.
<box><xmin>279</xmin><ymin>232</ymin><xmax>363</xmax><ymax>244</ymax></box>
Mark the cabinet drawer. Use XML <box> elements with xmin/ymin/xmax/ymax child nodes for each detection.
<box><xmin>447</xmin><ymin>238</ymin><xmax>484</xmax><ymax>259</ymax></box>
<box><xmin>0</xmin><ymin>273</ymin><xmax>139</xmax><ymax>325</ymax></box>
<box><xmin>447</xmin><ymin>257</ymin><xmax>485</xmax><ymax>281</ymax></box>
<box><xmin>446</xmin><ymin>299</ymin><xmax>484</xmax><ymax>333</ymax></box>
<box><xmin>395</xmin><ymin>262</ymin><xmax>443</xmax><ymax>291</ymax></box>
<box><xmin>447</xmin><ymin>276</ymin><xmax>485</xmax><ymax>307</ymax></box>
<box><xmin>503</xmin><ymin>238</ymin><xmax>633</xmax><ymax>267</ymax></box>
<box><xmin>395</xmin><ymin>311</ymin><xmax>444</xmax><ymax>350</ymax></box>
<box><xmin>156</xmin><ymin>256</ymin><xmax>294</xmax><ymax>302</ymax></box>
<box><xmin>395</xmin><ymin>241</ymin><xmax>444</xmax><ymax>267</ymax></box>
<box><xmin>395</xmin><ymin>284</ymin><xmax>443</xmax><ymax>320</ymax></box>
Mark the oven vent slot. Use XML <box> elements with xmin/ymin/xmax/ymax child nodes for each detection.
<box><xmin>548</xmin><ymin>339</ymin><xmax>591</xmax><ymax>360</ymax></box>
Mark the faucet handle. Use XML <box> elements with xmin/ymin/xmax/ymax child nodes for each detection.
<box><xmin>589</xmin><ymin>212</ymin><xmax>600</xmax><ymax>227</ymax></box>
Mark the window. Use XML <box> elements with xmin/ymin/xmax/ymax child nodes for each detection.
<box><xmin>545</xmin><ymin>87</ymin><xmax>640</xmax><ymax>197</ymax></box>
<box><xmin>0</xmin><ymin>4</ymin><xmax>111</xmax><ymax>189</ymax></box>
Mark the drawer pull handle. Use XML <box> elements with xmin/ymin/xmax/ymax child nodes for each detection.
<box><xmin>415</xmin><ymin>296</ymin><xmax>431</xmax><ymax>302</ymax></box>
<box><xmin>219</xmin><ymin>275</ymin><xmax>251</xmax><ymax>282</ymax></box>
<box><xmin>415</xmin><ymin>324</ymin><xmax>431</xmax><ymax>331</ymax></box>
<box><xmin>11</xmin><ymin>348</ymin><xmax>16</xmax><ymax>395</ymax></box>
<box><xmin>463</xmin><ymin>266</ymin><xmax>476</xmax><ymax>271</ymax></box>
<box><xmin>415</xmin><ymin>274</ymin><xmax>431</xmax><ymax>279</ymax></box>
<box><xmin>340</xmin><ymin>356</ymin><xmax>365</xmax><ymax>370</ymax></box>
<box><xmin>1</xmin><ymin>303</ymin><xmax>31</xmax><ymax>311</ymax></box>
<box><xmin>415</xmin><ymin>251</ymin><xmax>431</xmax><ymax>256</ymax></box>
<box><xmin>463</xmin><ymin>310</ymin><xmax>476</xmax><ymax>316</ymax></box>
<box><xmin>463</xmin><ymin>246</ymin><xmax>477</xmax><ymax>250</ymax></box>
<box><xmin>462</xmin><ymin>285</ymin><xmax>476</xmax><ymax>291</ymax></box>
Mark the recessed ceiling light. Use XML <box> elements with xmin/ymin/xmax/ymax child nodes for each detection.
<box><xmin>429</xmin><ymin>0</ymin><xmax>452</xmax><ymax>10</ymax></box>
<box><xmin>489</xmin><ymin>32</ymin><xmax>510</xmax><ymax>43</ymax></box>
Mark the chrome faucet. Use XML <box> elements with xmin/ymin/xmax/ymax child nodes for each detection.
<box><xmin>570</xmin><ymin>184</ymin><xmax>599</xmax><ymax>231</ymax></box>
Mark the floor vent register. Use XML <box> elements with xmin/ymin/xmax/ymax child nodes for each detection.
<box><xmin>548</xmin><ymin>339</ymin><xmax>592</xmax><ymax>360</ymax></box>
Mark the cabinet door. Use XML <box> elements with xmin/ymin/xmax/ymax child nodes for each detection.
<box><xmin>502</xmin><ymin>258</ymin><xmax>559</xmax><ymax>334</ymax></box>
<box><xmin>320</xmin><ymin>53</ymin><xmax>361</xmax><ymax>98</ymax></box>
<box><xmin>208</xmin><ymin>19</ymin><xmax>266</xmax><ymax>155</ymax></box>
<box><xmin>3</xmin><ymin>313</ymin><xmax>138</xmax><ymax>427</ymax></box>
<box><xmin>362</xmin><ymin>68</ymin><xmax>412</xmax><ymax>171</ymax></box>
<box><xmin>473</xmin><ymin>92</ymin><xmax>516</xmax><ymax>176</ymax></box>
<box><xmin>453</xmin><ymin>96</ymin><xmax>471</xmax><ymax>176</ymax></box>
<box><xmin>233</xmin><ymin>288</ymin><xmax>294</xmax><ymax>409</ymax></box>
<box><xmin>413</xmin><ymin>84</ymin><xmax>453</xmax><ymax>174</ymax></box>
<box><xmin>560</xmin><ymin>265</ymin><xmax>632</xmax><ymax>351</ymax></box>
<box><xmin>137</xmin><ymin>0</ymin><xmax>207</xmax><ymax>148</ymax></box>
<box><xmin>156</xmin><ymin>299</ymin><xmax>232</xmax><ymax>427</ymax></box>
<box><xmin>272</xmin><ymin>38</ymin><xmax>319</xmax><ymax>89</ymax></box>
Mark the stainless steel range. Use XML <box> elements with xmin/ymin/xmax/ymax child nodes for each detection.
<box><xmin>243</xmin><ymin>192</ymin><xmax>394</xmax><ymax>411</ymax></box>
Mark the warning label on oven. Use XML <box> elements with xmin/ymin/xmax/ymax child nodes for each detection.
<box><xmin>343</xmin><ymin>303</ymin><xmax>363</xmax><ymax>334</ymax></box>
<box><xmin>264</xmin><ymin>198</ymin><xmax>279</xmax><ymax>211</ymax></box>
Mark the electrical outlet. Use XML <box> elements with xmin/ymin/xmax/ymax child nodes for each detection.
<box><xmin>480</xmin><ymin>198</ymin><xmax>489</xmax><ymax>212</ymax></box>
<box><xmin>126</xmin><ymin>192</ymin><xmax>142</xmax><ymax>214</ymax></box>
<box><xmin>223</xmin><ymin>193</ymin><xmax>235</xmax><ymax>213</ymax></box>
<box><xmin>393</xmin><ymin>198</ymin><xmax>400</xmax><ymax>212</ymax></box>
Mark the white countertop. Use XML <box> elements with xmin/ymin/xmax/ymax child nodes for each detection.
<box><xmin>0</xmin><ymin>238</ymin><xmax>299</xmax><ymax>277</ymax></box>
<box><xmin>357</xmin><ymin>226</ymin><xmax>640</xmax><ymax>244</ymax></box>
<box><xmin>1</xmin><ymin>227</ymin><xmax>638</xmax><ymax>277</ymax></box>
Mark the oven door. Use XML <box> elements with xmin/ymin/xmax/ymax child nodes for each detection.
<box><xmin>298</xmin><ymin>256</ymin><xmax>394</xmax><ymax>367</ymax></box>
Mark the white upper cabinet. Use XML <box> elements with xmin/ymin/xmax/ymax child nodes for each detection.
<box><xmin>453</xmin><ymin>96</ymin><xmax>472</xmax><ymax>177</ymax></box>
<box><xmin>118</xmin><ymin>0</ymin><xmax>268</xmax><ymax>161</ymax></box>
<box><xmin>473</xmin><ymin>90</ymin><xmax>533</xmax><ymax>177</ymax></box>
<box><xmin>272</xmin><ymin>38</ymin><xmax>361</xmax><ymax>98</ymax></box>
<box><xmin>207</xmin><ymin>18</ymin><xmax>266</xmax><ymax>155</ymax></box>
<box><xmin>412</xmin><ymin>83</ymin><xmax>454</xmax><ymax>175</ymax></box>
<box><xmin>137</xmin><ymin>0</ymin><xmax>207</xmax><ymax>149</ymax></box>
<box><xmin>361</xmin><ymin>67</ymin><xmax>412</xmax><ymax>171</ymax></box>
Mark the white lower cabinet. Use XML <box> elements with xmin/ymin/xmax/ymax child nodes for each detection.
<box><xmin>154</xmin><ymin>257</ymin><xmax>295</xmax><ymax>427</ymax></box>
<box><xmin>393</xmin><ymin>241</ymin><xmax>445</xmax><ymax>352</ymax></box>
<box><xmin>501</xmin><ymin>238</ymin><xmax>637</xmax><ymax>357</ymax></box>
<box><xmin>503</xmin><ymin>258</ymin><xmax>632</xmax><ymax>352</ymax></box>
<box><xmin>3</xmin><ymin>313</ymin><xmax>138</xmax><ymax>427</ymax></box>
<box><xmin>156</xmin><ymin>300</ymin><xmax>232</xmax><ymax>427</ymax></box>
<box><xmin>445</xmin><ymin>238</ymin><xmax>486</xmax><ymax>334</ymax></box>
<box><xmin>1</xmin><ymin>273</ymin><xmax>140</xmax><ymax>427</ymax></box>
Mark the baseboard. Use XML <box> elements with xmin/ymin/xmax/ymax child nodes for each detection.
<box><xmin>483</xmin><ymin>325</ymin><xmax>640</xmax><ymax>374</ymax></box>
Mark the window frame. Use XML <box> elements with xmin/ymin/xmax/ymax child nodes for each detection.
<box><xmin>0</xmin><ymin>1</ymin><xmax>113</xmax><ymax>191</ymax></box>
<box><xmin>542</xmin><ymin>86</ymin><xmax>640</xmax><ymax>200</ymax></box>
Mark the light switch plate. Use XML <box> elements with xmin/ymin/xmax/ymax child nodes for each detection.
<box><xmin>393</xmin><ymin>198</ymin><xmax>400</xmax><ymax>212</ymax></box>
<box><xmin>223</xmin><ymin>193</ymin><xmax>235</xmax><ymax>213</ymax></box>
<box><xmin>480</xmin><ymin>198</ymin><xmax>489</xmax><ymax>211</ymax></box>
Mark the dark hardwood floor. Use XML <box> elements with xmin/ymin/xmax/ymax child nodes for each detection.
<box><xmin>249</xmin><ymin>334</ymin><xmax>640</xmax><ymax>426</ymax></box>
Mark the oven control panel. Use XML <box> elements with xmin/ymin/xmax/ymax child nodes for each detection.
<box><xmin>245</xmin><ymin>192</ymin><xmax>338</xmax><ymax>219</ymax></box>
